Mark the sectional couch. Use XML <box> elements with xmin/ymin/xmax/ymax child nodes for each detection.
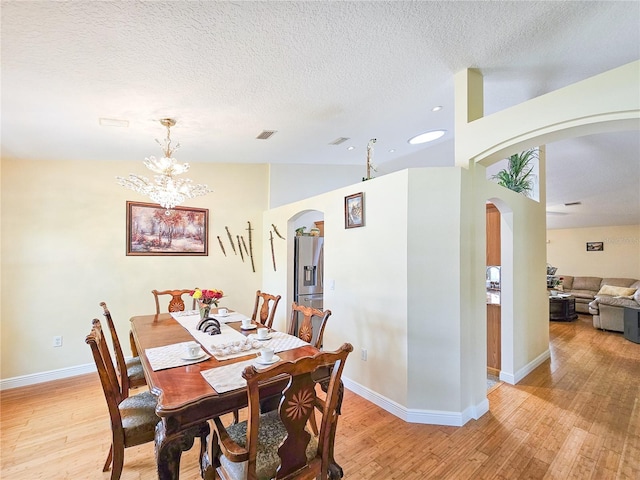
<box><xmin>556</xmin><ymin>275</ymin><xmax>640</xmax><ymax>332</ymax></box>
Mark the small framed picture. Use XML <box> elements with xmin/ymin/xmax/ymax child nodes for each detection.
<box><xmin>126</xmin><ymin>201</ymin><xmax>208</xmax><ymax>256</ymax></box>
<box><xmin>586</xmin><ymin>241</ymin><xmax>603</xmax><ymax>252</ymax></box>
<box><xmin>345</xmin><ymin>192</ymin><xmax>364</xmax><ymax>229</ymax></box>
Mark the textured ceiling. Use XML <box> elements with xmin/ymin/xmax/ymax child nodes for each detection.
<box><xmin>1</xmin><ymin>1</ymin><xmax>639</xmax><ymax>229</ymax></box>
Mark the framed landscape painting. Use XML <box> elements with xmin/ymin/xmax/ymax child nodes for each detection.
<box><xmin>586</xmin><ymin>241</ymin><xmax>603</xmax><ymax>252</ymax></box>
<box><xmin>126</xmin><ymin>201</ymin><xmax>208</xmax><ymax>256</ymax></box>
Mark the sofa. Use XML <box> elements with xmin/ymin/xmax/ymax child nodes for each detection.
<box><xmin>556</xmin><ymin>275</ymin><xmax>640</xmax><ymax>332</ymax></box>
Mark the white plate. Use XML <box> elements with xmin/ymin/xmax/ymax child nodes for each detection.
<box><xmin>241</xmin><ymin>324</ymin><xmax>257</xmax><ymax>330</ymax></box>
<box><xmin>215</xmin><ymin>312</ymin><xmax>230</xmax><ymax>317</ymax></box>
<box><xmin>255</xmin><ymin>355</ymin><xmax>280</xmax><ymax>366</ymax></box>
<box><xmin>255</xmin><ymin>335</ymin><xmax>272</xmax><ymax>341</ymax></box>
<box><xmin>181</xmin><ymin>351</ymin><xmax>207</xmax><ymax>361</ymax></box>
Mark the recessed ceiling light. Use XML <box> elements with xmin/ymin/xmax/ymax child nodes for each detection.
<box><xmin>99</xmin><ymin>117</ymin><xmax>129</xmax><ymax>127</ymax></box>
<box><xmin>407</xmin><ymin>130</ymin><xmax>446</xmax><ymax>145</ymax></box>
<box><xmin>432</xmin><ymin>106</ymin><xmax>443</xmax><ymax>112</ymax></box>
<box><xmin>389</xmin><ymin>149</ymin><xmax>395</xmax><ymax>153</ymax></box>
<box><xmin>329</xmin><ymin>137</ymin><xmax>350</xmax><ymax>145</ymax></box>
<box><xmin>347</xmin><ymin>146</ymin><xmax>356</xmax><ymax>151</ymax></box>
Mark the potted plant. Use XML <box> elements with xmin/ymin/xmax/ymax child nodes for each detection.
<box><xmin>491</xmin><ymin>148</ymin><xmax>537</xmax><ymax>197</ymax></box>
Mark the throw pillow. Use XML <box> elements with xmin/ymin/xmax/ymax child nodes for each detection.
<box><xmin>597</xmin><ymin>285</ymin><xmax>637</xmax><ymax>298</ymax></box>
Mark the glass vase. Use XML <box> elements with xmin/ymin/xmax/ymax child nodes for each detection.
<box><xmin>199</xmin><ymin>301</ymin><xmax>211</xmax><ymax>320</ymax></box>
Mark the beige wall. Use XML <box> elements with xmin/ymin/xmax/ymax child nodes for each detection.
<box><xmin>547</xmin><ymin>225</ymin><xmax>640</xmax><ymax>279</ymax></box>
<box><xmin>1</xmin><ymin>158</ymin><xmax>268</xmax><ymax>379</ymax></box>
<box><xmin>263</xmin><ymin>168</ymin><xmax>470</xmax><ymax>417</ymax></box>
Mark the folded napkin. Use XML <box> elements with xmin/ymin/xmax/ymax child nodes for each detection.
<box><xmin>145</xmin><ymin>341</ymin><xmax>211</xmax><ymax>371</ymax></box>
<box><xmin>201</xmin><ymin>359</ymin><xmax>256</xmax><ymax>393</ymax></box>
<box><xmin>245</xmin><ymin>331</ymin><xmax>310</xmax><ymax>354</ymax></box>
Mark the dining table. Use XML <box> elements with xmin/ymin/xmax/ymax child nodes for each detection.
<box><xmin>130</xmin><ymin>307</ymin><xmax>342</xmax><ymax>480</ymax></box>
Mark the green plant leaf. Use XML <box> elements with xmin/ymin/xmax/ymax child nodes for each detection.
<box><xmin>491</xmin><ymin>149</ymin><xmax>537</xmax><ymax>197</ymax></box>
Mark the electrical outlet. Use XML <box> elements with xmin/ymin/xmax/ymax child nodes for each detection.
<box><xmin>53</xmin><ymin>335</ymin><xmax>63</xmax><ymax>348</ymax></box>
<box><xmin>361</xmin><ymin>348</ymin><xmax>367</xmax><ymax>361</ymax></box>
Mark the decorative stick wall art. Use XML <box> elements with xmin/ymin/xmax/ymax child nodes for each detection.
<box><xmin>246</xmin><ymin>221</ymin><xmax>256</xmax><ymax>272</ymax></box>
<box><xmin>240</xmin><ymin>236</ymin><xmax>249</xmax><ymax>256</ymax></box>
<box><xmin>236</xmin><ymin>235</ymin><xmax>244</xmax><ymax>262</ymax></box>
<box><xmin>225</xmin><ymin>226</ymin><xmax>237</xmax><ymax>255</ymax></box>
<box><xmin>270</xmin><ymin>230</ymin><xmax>276</xmax><ymax>271</ymax></box>
<box><xmin>272</xmin><ymin>224</ymin><xmax>285</xmax><ymax>240</ymax></box>
<box><xmin>217</xmin><ymin>236</ymin><xmax>226</xmax><ymax>256</ymax></box>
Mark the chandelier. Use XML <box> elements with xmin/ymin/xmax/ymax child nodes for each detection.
<box><xmin>116</xmin><ymin>118</ymin><xmax>211</xmax><ymax>213</ymax></box>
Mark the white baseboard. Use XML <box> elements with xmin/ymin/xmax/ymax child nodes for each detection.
<box><xmin>0</xmin><ymin>363</ymin><xmax>96</xmax><ymax>391</ymax></box>
<box><xmin>499</xmin><ymin>348</ymin><xmax>550</xmax><ymax>385</ymax></box>
<box><xmin>342</xmin><ymin>376</ymin><xmax>488</xmax><ymax>427</ymax></box>
<box><xmin>3</xmin><ymin>363</ymin><xmax>505</xmax><ymax>426</ymax></box>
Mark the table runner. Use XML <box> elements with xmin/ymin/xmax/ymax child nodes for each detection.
<box><xmin>171</xmin><ymin>309</ymin><xmax>250</xmax><ymax>325</ymax></box>
<box><xmin>208</xmin><ymin>330</ymin><xmax>310</xmax><ymax>361</ymax></box>
<box><xmin>170</xmin><ymin>310</ymin><xmax>309</xmax><ymax>361</ymax></box>
<box><xmin>171</xmin><ymin>312</ymin><xmax>250</xmax><ymax>354</ymax></box>
<box><xmin>245</xmin><ymin>331</ymin><xmax>310</xmax><ymax>354</ymax></box>
<box><xmin>145</xmin><ymin>341</ymin><xmax>212</xmax><ymax>371</ymax></box>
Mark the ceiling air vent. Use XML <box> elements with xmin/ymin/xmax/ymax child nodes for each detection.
<box><xmin>329</xmin><ymin>137</ymin><xmax>350</xmax><ymax>145</ymax></box>
<box><xmin>99</xmin><ymin>117</ymin><xmax>129</xmax><ymax>127</ymax></box>
<box><xmin>564</xmin><ymin>201</ymin><xmax>582</xmax><ymax>206</ymax></box>
<box><xmin>256</xmin><ymin>130</ymin><xmax>277</xmax><ymax>140</ymax></box>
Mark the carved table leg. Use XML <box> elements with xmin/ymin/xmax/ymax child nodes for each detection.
<box><xmin>155</xmin><ymin>421</ymin><xmax>211</xmax><ymax>480</ymax></box>
<box><xmin>320</xmin><ymin>377</ymin><xmax>345</xmax><ymax>479</ymax></box>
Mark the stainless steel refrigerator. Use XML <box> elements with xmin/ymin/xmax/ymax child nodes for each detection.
<box><xmin>293</xmin><ymin>236</ymin><xmax>324</xmax><ymax>341</ymax></box>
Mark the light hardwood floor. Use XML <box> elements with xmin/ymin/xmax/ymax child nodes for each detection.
<box><xmin>1</xmin><ymin>315</ymin><xmax>638</xmax><ymax>479</ymax></box>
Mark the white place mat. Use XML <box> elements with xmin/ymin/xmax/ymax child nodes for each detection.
<box><xmin>145</xmin><ymin>342</ymin><xmax>211</xmax><ymax>371</ymax></box>
<box><xmin>201</xmin><ymin>357</ymin><xmax>282</xmax><ymax>393</ymax></box>
<box><xmin>244</xmin><ymin>331</ymin><xmax>310</xmax><ymax>354</ymax></box>
<box><xmin>201</xmin><ymin>359</ymin><xmax>255</xmax><ymax>393</ymax></box>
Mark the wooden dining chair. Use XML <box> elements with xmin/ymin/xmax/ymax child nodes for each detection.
<box><xmin>250</xmin><ymin>290</ymin><xmax>281</xmax><ymax>329</ymax></box>
<box><xmin>152</xmin><ymin>288</ymin><xmax>196</xmax><ymax>314</ymax></box>
<box><xmin>211</xmin><ymin>343</ymin><xmax>353</xmax><ymax>480</ymax></box>
<box><xmin>86</xmin><ymin>319</ymin><xmax>160</xmax><ymax>480</ymax></box>
<box><xmin>100</xmin><ymin>302</ymin><xmax>146</xmax><ymax>398</ymax></box>
<box><xmin>289</xmin><ymin>302</ymin><xmax>332</xmax><ymax>349</ymax></box>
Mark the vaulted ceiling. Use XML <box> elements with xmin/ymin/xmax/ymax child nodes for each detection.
<box><xmin>2</xmin><ymin>1</ymin><xmax>639</xmax><ymax>229</ymax></box>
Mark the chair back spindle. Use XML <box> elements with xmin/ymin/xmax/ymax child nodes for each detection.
<box><xmin>289</xmin><ymin>302</ymin><xmax>331</xmax><ymax>349</ymax></box>
<box><xmin>251</xmin><ymin>290</ymin><xmax>282</xmax><ymax>329</ymax></box>
<box><xmin>212</xmin><ymin>343</ymin><xmax>353</xmax><ymax>480</ymax></box>
<box><xmin>152</xmin><ymin>289</ymin><xmax>195</xmax><ymax>314</ymax></box>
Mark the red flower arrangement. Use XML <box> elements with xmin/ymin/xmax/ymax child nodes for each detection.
<box><xmin>190</xmin><ymin>288</ymin><xmax>224</xmax><ymax>306</ymax></box>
